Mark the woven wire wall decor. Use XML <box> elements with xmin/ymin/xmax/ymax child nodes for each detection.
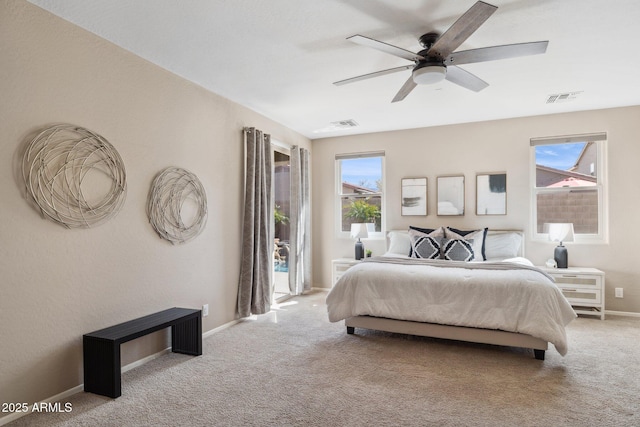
<box><xmin>147</xmin><ymin>167</ymin><xmax>208</xmax><ymax>244</ymax></box>
<box><xmin>22</xmin><ymin>124</ymin><xmax>127</xmax><ymax>229</ymax></box>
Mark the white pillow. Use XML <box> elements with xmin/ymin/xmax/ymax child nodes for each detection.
<box><xmin>386</xmin><ymin>231</ymin><xmax>411</xmax><ymax>256</ymax></box>
<box><xmin>484</xmin><ymin>232</ymin><xmax>522</xmax><ymax>260</ymax></box>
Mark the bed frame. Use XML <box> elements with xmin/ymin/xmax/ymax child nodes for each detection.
<box><xmin>345</xmin><ymin>316</ymin><xmax>547</xmax><ymax>360</ymax></box>
<box><xmin>343</xmin><ymin>229</ymin><xmax>548</xmax><ymax>360</ymax></box>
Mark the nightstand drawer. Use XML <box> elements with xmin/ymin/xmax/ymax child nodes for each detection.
<box><xmin>559</xmin><ymin>287</ymin><xmax>601</xmax><ymax>305</ymax></box>
<box><xmin>552</xmin><ymin>273</ymin><xmax>601</xmax><ymax>290</ymax></box>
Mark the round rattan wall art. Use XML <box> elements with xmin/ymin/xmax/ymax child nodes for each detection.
<box><xmin>147</xmin><ymin>167</ymin><xmax>208</xmax><ymax>244</ymax></box>
<box><xmin>22</xmin><ymin>124</ymin><xmax>127</xmax><ymax>229</ymax></box>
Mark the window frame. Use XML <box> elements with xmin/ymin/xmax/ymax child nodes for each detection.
<box><xmin>335</xmin><ymin>151</ymin><xmax>386</xmax><ymax>239</ymax></box>
<box><xmin>530</xmin><ymin>133</ymin><xmax>608</xmax><ymax>244</ymax></box>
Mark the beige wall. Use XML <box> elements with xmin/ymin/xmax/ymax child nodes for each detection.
<box><xmin>312</xmin><ymin>107</ymin><xmax>640</xmax><ymax>316</ymax></box>
<box><xmin>0</xmin><ymin>0</ymin><xmax>310</xmax><ymax>410</ymax></box>
<box><xmin>4</xmin><ymin>0</ymin><xmax>640</xmax><ymax>415</ymax></box>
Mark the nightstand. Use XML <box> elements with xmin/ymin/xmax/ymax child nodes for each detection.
<box><xmin>538</xmin><ymin>266</ymin><xmax>605</xmax><ymax>320</ymax></box>
<box><xmin>331</xmin><ymin>258</ymin><xmax>361</xmax><ymax>286</ymax></box>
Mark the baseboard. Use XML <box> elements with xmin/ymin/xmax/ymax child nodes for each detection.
<box><xmin>122</xmin><ymin>347</ymin><xmax>171</xmax><ymax>373</ymax></box>
<box><xmin>203</xmin><ymin>319</ymin><xmax>240</xmax><ymax>338</ymax></box>
<box><xmin>605</xmin><ymin>310</ymin><xmax>640</xmax><ymax>318</ymax></box>
<box><xmin>0</xmin><ymin>318</ymin><xmax>241</xmax><ymax>426</ymax></box>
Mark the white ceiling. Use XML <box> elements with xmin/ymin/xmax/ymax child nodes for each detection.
<box><xmin>27</xmin><ymin>0</ymin><xmax>640</xmax><ymax>139</ymax></box>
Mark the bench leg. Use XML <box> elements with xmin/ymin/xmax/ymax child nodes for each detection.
<box><xmin>172</xmin><ymin>314</ymin><xmax>202</xmax><ymax>356</ymax></box>
<box><xmin>83</xmin><ymin>337</ymin><xmax>121</xmax><ymax>398</ymax></box>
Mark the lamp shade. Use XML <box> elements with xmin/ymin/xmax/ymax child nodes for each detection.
<box><xmin>545</xmin><ymin>223</ymin><xmax>575</xmax><ymax>243</ymax></box>
<box><xmin>350</xmin><ymin>223</ymin><xmax>369</xmax><ymax>240</ymax></box>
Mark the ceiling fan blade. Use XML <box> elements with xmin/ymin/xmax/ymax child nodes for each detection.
<box><xmin>445</xmin><ymin>65</ymin><xmax>489</xmax><ymax>92</ymax></box>
<box><xmin>333</xmin><ymin>64</ymin><xmax>414</xmax><ymax>86</ymax></box>
<box><xmin>391</xmin><ymin>76</ymin><xmax>417</xmax><ymax>103</ymax></box>
<box><xmin>447</xmin><ymin>41</ymin><xmax>548</xmax><ymax>65</ymax></box>
<box><xmin>428</xmin><ymin>1</ymin><xmax>498</xmax><ymax>59</ymax></box>
<box><xmin>347</xmin><ymin>35</ymin><xmax>423</xmax><ymax>62</ymax></box>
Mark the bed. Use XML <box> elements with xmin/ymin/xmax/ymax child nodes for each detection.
<box><xmin>326</xmin><ymin>228</ymin><xmax>576</xmax><ymax>360</ymax></box>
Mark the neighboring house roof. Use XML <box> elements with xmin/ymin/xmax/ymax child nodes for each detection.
<box><xmin>547</xmin><ymin>177</ymin><xmax>596</xmax><ymax>187</ymax></box>
<box><xmin>536</xmin><ymin>164</ymin><xmax>596</xmax><ymax>187</ymax></box>
<box><xmin>342</xmin><ymin>182</ymin><xmax>378</xmax><ymax>194</ymax></box>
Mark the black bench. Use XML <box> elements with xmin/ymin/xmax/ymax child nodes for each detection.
<box><xmin>83</xmin><ymin>307</ymin><xmax>202</xmax><ymax>398</ymax></box>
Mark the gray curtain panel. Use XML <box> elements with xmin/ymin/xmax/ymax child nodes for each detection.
<box><xmin>288</xmin><ymin>146</ymin><xmax>311</xmax><ymax>295</ymax></box>
<box><xmin>237</xmin><ymin>127</ymin><xmax>273</xmax><ymax>318</ymax></box>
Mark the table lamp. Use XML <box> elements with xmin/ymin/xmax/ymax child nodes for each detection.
<box><xmin>350</xmin><ymin>223</ymin><xmax>369</xmax><ymax>260</ymax></box>
<box><xmin>545</xmin><ymin>223</ymin><xmax>574</xmax><ymax>268</ymax></box>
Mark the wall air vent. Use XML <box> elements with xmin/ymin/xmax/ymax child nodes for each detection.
<box><xmin>546</xmin><ymin>91</ymin><xmax>582</xmax><ymax>104</ymax></box>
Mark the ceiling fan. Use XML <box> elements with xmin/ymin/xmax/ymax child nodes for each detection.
<box><xmin>333</xmin><ymin>1</ymin><xmax>548</xmax><ymax>102</ymax></box>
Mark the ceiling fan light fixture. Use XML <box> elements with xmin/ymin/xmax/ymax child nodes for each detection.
<box><xmin>412</xmin><ymin>64</ymin><xmax>447</xmax><ymax>85</ymax></box>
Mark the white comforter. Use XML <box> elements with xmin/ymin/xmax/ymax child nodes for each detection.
<box><xmin>326</xmin><ymin>257</ymin><xmax>576</xmax><ymax>355</ymax></box>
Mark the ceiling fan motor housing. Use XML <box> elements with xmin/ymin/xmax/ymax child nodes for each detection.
<box><xmin>413</xmin><ymin>32</ymin><xmax>447</xmax><ymax>85</ymax></box>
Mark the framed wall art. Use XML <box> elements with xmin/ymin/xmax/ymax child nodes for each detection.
<box><xmin>476</xmin><ymin>173</ymin><xmax>507</xmax><ymax>215</ymax></box>
<box><xmin>401</xmin><ymin>178</ymin><xmax>427</xmax><ymax>216</ymax></box>
<box><xmin>437</xmin><ymin>175</ymin><xmax>465</xmax><ymax>216</ymax></box>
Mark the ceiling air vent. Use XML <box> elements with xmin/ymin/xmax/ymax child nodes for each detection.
<box><xmin>330</xmin><ymin>119</ymin><xmax>359</xmax><ymax>129</ymax></box>
<box><xmin>546</xmin><ymin>91</ymin><xmax>582</xmax><ymax>104</ymax></box>
<box><xmin>313</xmin><ymin>119</ymin><xmax>359</xmax><ymax>134</ymax></box>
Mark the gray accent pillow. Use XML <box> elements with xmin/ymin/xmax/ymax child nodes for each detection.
<box><xmin>408</xmin><ymin>229</ymin><xmax>442</xmax><ymax>259</ymax></box>
<box><xmin>441</xmin><ymin>238</ymin><xmax>475</xmax><ymax>261</ymax></box>
<box><xmin>445</xmin><ymin>227</ymin><xmax>487</xmax><ymax>261</ymax></box>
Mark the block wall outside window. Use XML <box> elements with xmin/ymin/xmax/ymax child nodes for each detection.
<box><xmin>536</xmin><ymin>190</ymin><xmax>598</xmax><ymax>234</ymax></box>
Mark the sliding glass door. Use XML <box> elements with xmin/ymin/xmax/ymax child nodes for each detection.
<box><xmin>273</xmin><ymin>146</ymin><xmax>291</xmax><ymax>300</ymax></box>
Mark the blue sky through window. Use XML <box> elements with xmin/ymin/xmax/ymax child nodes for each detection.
<box><xmin>535</xmin><ymin>142</ymin><xmax>585</xmax><ymax>170</ymax></box>
<box><xmin>341</xmin><ymin>157</ymin><xmax>382</xmax><ymax>191</ymax></box>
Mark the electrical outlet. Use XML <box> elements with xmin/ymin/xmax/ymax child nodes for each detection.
<box><xmin>202</xmin><ymin>304</ymin><xmax>209</xmax><ymax>316</ymax></box>
<box><xmin>615</xmin><ymin>288</ymin><xmax>623</xmax><ymax>298</ymax></box>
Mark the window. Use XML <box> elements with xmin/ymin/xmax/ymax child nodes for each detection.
<box><xmin>335</xmin><ymin>152</ymin><xmax>385</xmax><ymax>237</ymax></box>
<box><xmin>530</xmin><ymin>133</ymin><xmax>607</xmax><ymax>242</ymax></box>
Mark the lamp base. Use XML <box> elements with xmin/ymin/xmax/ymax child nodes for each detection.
<box><xmin>554</xmin><ymin>245</ymin><xmax>568</xmax><ymax>269</ymax></box>
<box><xmin>355</xmin><ymin>240</ymin><xmax>364</xmax><ymax>261</ymax></box>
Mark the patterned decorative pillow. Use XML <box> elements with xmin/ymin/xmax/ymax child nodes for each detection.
<box><xmin>441</xmin><ymin>238</ymin><xmax>475</xmax><ymax>261</ymax></box>
<box><xmin>408</xmin><ymin>229</ymin><xmax>442</xmax><ymax>259</ymax></box>
<box><xmin>408</xmin><ymin>226</ymin><xmax>434</xmax><ymax>257</ymax></box>
<box><xmin>445</xmin><ymin>227</ymin><xmax>488</xmax><ymax>261</ymax></box>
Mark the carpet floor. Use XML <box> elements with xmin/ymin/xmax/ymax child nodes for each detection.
<box><xmin>8</xmin><ymin>290</ymin><xmax>640</xmax><ymax>426</ymax></box>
